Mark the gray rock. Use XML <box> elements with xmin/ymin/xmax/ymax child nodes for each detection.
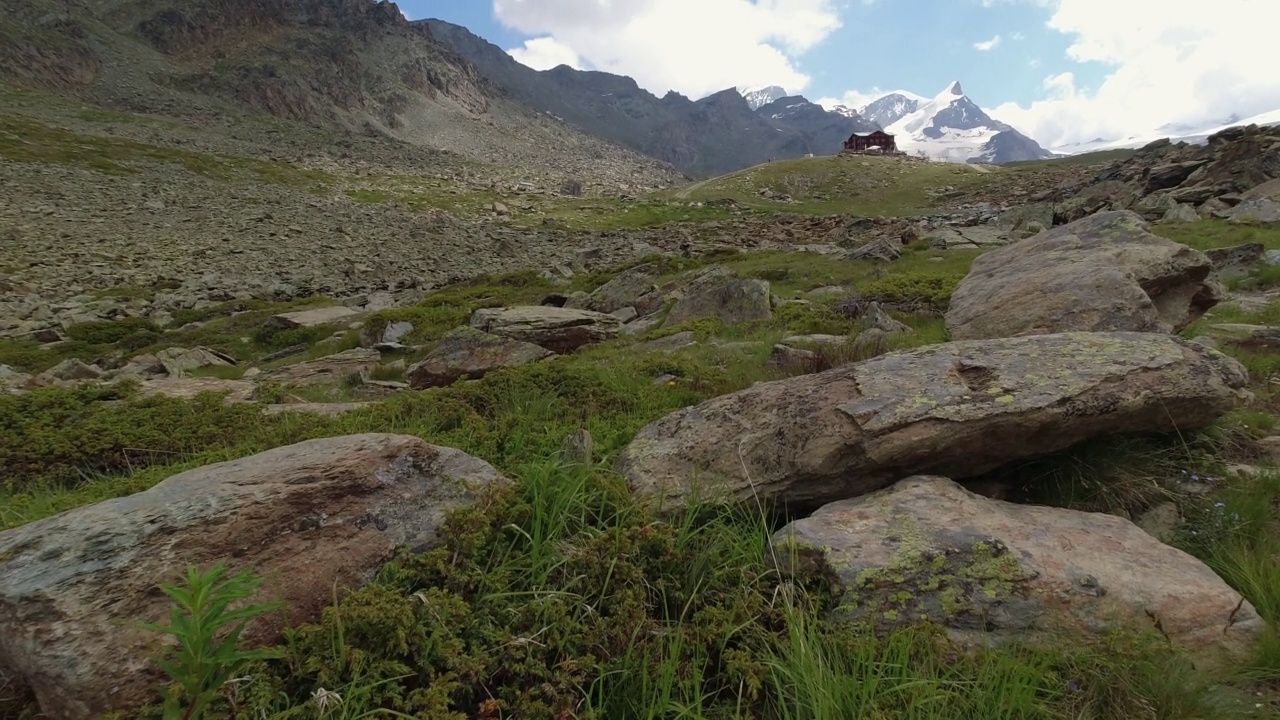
<box><xmin>766</xmin><ymin>344</ymin><xmax>819</xmax><ymax>373</ymax></box>
<box><xmin>155</xmin><ymin>346</ymin><xmax>236</xmax><ymax>377</ymax></box>
<box><xmin>470</xmin><ymin>306</ymin><xmax>622</xmax><ymax>354</ymax></box>
<box><xmin>862</xmin><ymin>302</ymin><xmax>910</xmax><ymax>334</ymax></box>
<box><xmin>1205</xmin><ymin>243</ymin><xmax>1265</xmax><ymax>281</ymax></box>
<box><xmin>561</xmin><ymin>428</ymin><xmax>594</xmax><ymax>464</ymax></box>
<box><xmin>0</xmin><ymin>434</ymin><xmax>510</xmax><ymax>720</ymax></box>
<box><xmin>662</xmin><ymin>266</ymin><xmax>772</xmax><ymax>328</ymax></box>
<box><xmin>259</xmin><ymin>348</ymin><xmax>381</xmax><ymax>386</ymax></box>
<box><xmin>618</xmin><ymin>332</ymin><xmax>1249</xmax><ymax>511</ymax></box>
<box><xmin>268</xmin><ymin>305</ymin><xmax>362</xmax><ymax>329</ymax></box>
<box><xmin>845</xmin><ymin>235</ymin><xmax>902</xmax><ymax>262</ymax></box>
<box><xmin>946</xmin><ymin>211</ymin><xmax>1222</xmax><ymax>341</ymax></box>
<box><xmin>771</xmin><ymin>477</ymin><xmax>1263</xmax><ymax>672</ymax></box>
<box><xmin>610</xmin><ymin>306</ymin><xmax>639</xmax><ymax>323</ymax></box>
<box><xmin>1135</xmin><ymin>501</ymin><xmax>1182</xmax><ymax>542</ymax></box>
<box><xmin>580</xmin><ymin>263</ymin><xmax>661</xmax><ymax>314</ymax></box>
<box><xmin>407</xmin><ymin>326</ymin><xmax>553</xmax><ymax>389</ymax></box>
<box><xmin>1223</xmin><ymin>198</ymin><xmax>1280</xmax><ymax>227</ymax></box>
<box><xmin>637</xmin><ymin>331</ymin><xmax>698</xmax><ymax>353</ymax></box>
<box><xmin>1159</xmin><ymin>203</ymin><xmax>1201</xmax><ymax>223</ymax></box>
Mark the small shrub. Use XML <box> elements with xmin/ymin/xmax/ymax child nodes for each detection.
<box><xmin>143</xmin><ymin>563</ymin><xmax>284</xmax><ymax>719</ymax></box>
<box><xmin>64</xmin><ymin>317</ymin><xmax>158</xmax><ymax>345</ymax></box>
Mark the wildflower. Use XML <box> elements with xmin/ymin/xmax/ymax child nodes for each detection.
<box><xmin>1067</xmin><ymin>680</ymin><xmax>1080</xmax><ymax>692</ymax></box>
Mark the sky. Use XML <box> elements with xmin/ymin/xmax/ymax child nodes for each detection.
<box><xmin>403</xmin><ymin>0</ymin><xmax>1280</xmax><ymax>150</ymax></box>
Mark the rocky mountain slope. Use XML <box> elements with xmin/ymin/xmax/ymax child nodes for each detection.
<box><xmin>845</xmin><ymin>91</ymin><xmax>925</xmax><ymax>128</ymax></box>
<box><xmin>885</xmin><ymin>82</ymin><xmax>1053</xmax><ymax>164</ymax></box>
<box><xmin>0</xmin><ymin>0</ymin><xmax>682</xmax><ymax>190</ymax></box>
<box><xmin>425</xmin><ymin>19</ymin><xmax>877</xmax><ymax>178</ymax></box>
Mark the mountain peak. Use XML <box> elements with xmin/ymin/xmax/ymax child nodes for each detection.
<box><xmin>940</xmin><ymin>81</ymin><xmax>963</xmax><ymax>98</ymax></box>
<box><xmin>738</xmin><ymin>85</ymin><xmax>788</xmax><ymax>111</ymax></box>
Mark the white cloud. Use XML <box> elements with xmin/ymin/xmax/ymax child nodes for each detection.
<box><xmin>987</xmin><ymin>0</ymin><xmax>1280</xmax><ymax>148</ymax></box>
<box><xmin>491</xmin><ymin>0</ymin><xmax>842</xmax><ymax>99</ymax></box>
<box><xmin>815</xmin><ymin>88</ymin><xmax>885</xmax><ymax>111</ymax></box>
<box><xmin>507</xmin><ymin>37</ymin><xmax>582</xmax><ymax>71</ymax></box>
<box><xmin>973</xmin><ymin>34</ymin><xmax>1001</xmax><ymax>51</ymax></box>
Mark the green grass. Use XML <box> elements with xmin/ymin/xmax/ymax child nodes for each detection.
<box><xmin>0</xmin><ymin>112</ymin><xmax>332</xmax><ymax>191</ymax></box>
<box><xmin>1153</xmin><ymin>221</ymin><xmax>1280</xmax><ymax>253</ymax></box>
<box><xmin>1003</xmin><ymin>148</ymin><xmax>1138</xmax><ymax>169</ymax></box>
<box><xmin>660</xmin><ymin>155</ymin><xmax>998</xmax><ymax>217</ymax></box>
<box><xmin>7</xmin><ymin>241</ymin><xmax>1280</xmax><ymax>718</ymax></box>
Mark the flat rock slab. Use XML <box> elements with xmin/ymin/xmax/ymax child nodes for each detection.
<box><xmin>259</xmin><ymin>348</ymin><xmax>381</xmax><ymax>386</ymax></box>
<box><xmin>772</xmin><ymin>476</ymin><xmax>1265</xmax><ymax>670</ymax></box>
<box><xmin>268</xmin><ymin>305</ymin><xmax>362</xmax><ymax>329</ymax></box>
<box><xmin>470</xmin><ymin>306</ymin><xmax>621</xmax><ymax>354</ymax></box>
<box><xmin>945</xmin><ymin>210</ymin><xmax>1222</xmax><ymax>341</ymax></box>
<box><xmin>131</xmin><ymin>376</ymin><xmax>256</xmax><ymax>403</ymax></box>
<box><xmin>261</xmin><ymin>401</ymin><xmax>375</xmax><ymax>417</ymax></box>
<box><xmin>617</xmin><ymin>332</ymin><xmax>1249</xmax><ymax>511</ymax></box>
<box><xmin>408</xmin><ymin>326</ymin><xmax>553</xmax><ymax>389</ymax></box>
<box><xmin>0</xmin><ymin>434</ymin><xmax>509</xmax><ymax>719</ymax></box>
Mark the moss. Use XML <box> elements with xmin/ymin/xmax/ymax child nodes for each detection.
<box><xmin>833</xmin><ymin>515</ymin><xmax>1035</xmax><ymax>633</ymax></box>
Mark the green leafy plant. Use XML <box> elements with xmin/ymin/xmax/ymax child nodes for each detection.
<box><xmin>143</xmin><ymin>563</ymin><xmax>285</xmax><ymax>720</ymax></box>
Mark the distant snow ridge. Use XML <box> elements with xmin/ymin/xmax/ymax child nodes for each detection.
<box><xmin>738</xmin><ymin>85</ymin><xmax>787</xmax><ymax>111</ymax></box>
<box><xmin>882</xmin><ymin>81</ymin><xmax>1052</xmax><ymax>164</ymax></box>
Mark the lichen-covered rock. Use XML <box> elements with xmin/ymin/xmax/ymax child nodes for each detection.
<box><xmin>617</xmin><ymin>332</ymin><xmax>1249</xmax><ymax>510</ymax></box>
<box><xmin>662</xmin><ymin>266</ymin><xmax>772</xmax><ymax>327</ymax></box>
<box><xmin>946</xmin><ymin>210</ymin><xmax>1222</xmax><ymax>341</ymax></box>
<box><xmin>258</xmin><ymin>348</ymin><xmax>380</xmax><ymax>386</ymax></box>
<box><xmin>408</xmin><ymin>326</ymin><xmax>553</xmax><ymax>389</ymax></box>
<box><xmin>469</xmin><ymin>306</ymin><xmax>621</xmax><ymax>353</ymax></box>
<box><xmin>574</xmin><ymin>262</ymin><xmax>663</xmax><ymax>315</ymax></box>
<box><xmin>771</xmin><ymin>476</ymin><xmax>1265</xmax><ymax>670</ymax></box>
<box><xmin>0</xmin><ymin>434</ymin><xmax>509</xmax><ymax>720</ymax></box>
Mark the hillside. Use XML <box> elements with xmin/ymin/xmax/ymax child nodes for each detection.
<box><xmin>0</xmin><ymin>0</ymin><xmax>682</xmax><ymax>189</ymax></box>
<box><xmin>424</xmin><ymin>19</ymin><xmax>878</xmax><ymax>178</ymax></box>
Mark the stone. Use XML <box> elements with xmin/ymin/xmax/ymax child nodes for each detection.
<box><xmin>1223</xmin><ymin>198</ymin><xmax>1280</xmax><ymax>227</ymax></box>
<box><xmin>1240</xmin><ymin>177</ymin><xmax>1280</xmax><ymax>203</ymax></box>
<box><xmin>617</xmin><ymin>332</ymin><xmax>1249</xmax><ymax>511</ymax></box>
<box><xmin>1160</xmin><ymin>203</ymin><xmax>1201</xmax><ymax>223</ymax></box>
<box><xmin>1205</xmin><ymin>243</ymin><xmax>1265</xmax><ymax>280</ymax></box>
<box><xmin>610</xmin><ymin>306</ymin><xmax>639</xmax><ymax>323</ymax></box>
<box><xmin>469</xmin><ymin>306</ymin><xmax>622</xmax><ymax>354</ymax></box>
<box><xmin>637</xmin><ymin>331</ymin><xmax>698</xmax><ymax>353</ymax></box>
<box><xmin>846</xmin><ymin>235</ymin><xmax>902</xmax><ymax>262</ymax></box>
<box><xmin>770</xmin><ymin>476</ymin><xmax>1264</xmax><ymax>671</ymax></box>
<box><xmin>361</xmin><ymin>320</ymin><xmax>414</xmax><ymax>348</ymax></box>
<box><xmin>0</xmin><ymin>434</ymin><xmax>510</xmax><ymax>719</ymax></box>
<box><xmin>946</xmin><ymin>211</ymin><xmax>1222</xmax><ymax>341</ymax></box>
<box><xmin>781</xmin><ymin>334</ymin><xmax>851</xmax><ymax>349</ymax></box>
<box><xmin>258</xmin><ymin>348</ymin><xmax>381</xmax><ymax>386</ymax></box>
<box><xmin>862</xmin><ymin>302</ymin><xmax>910</xmax><ymax>334</ymax></box>
<box><xmin>766</xmin><ymin>344</ymin><xmax>819</xmax><ymax>373</ymax></box>
<box><xmin>261</xmin><ymin>402</ymin><xmax>374</xmax><ymax>417</ymax></box>
<box><xmin>1135</xmin><ymin>501</ymin><xmax>1183</xmax><ymax>543</ymax></box>
<box><xmin>267</xmin><ymin>305</ymin><xmax>361</xmax><ymax>329</ymax></box>
<box><xmin>31</xmin><ymin>359</ymin><xmax>102</xmax><ymax>386</ymax></box>
<box><xmin>132</xmin><ymin>377</ymin><xmax>256</xmax><ymax>403</ymax></box>
<box><xmin>407</xmin><ymin>326</ymin><xmax>554</xmax><ymax>389</ymax></box>
<box><xmin>1256</xmin><ymin>435</ymin><xmax>1280</xmax><ymax>464</ymax></box>
<box><xmin>852</xmin><ymin>328</ymin><xmax>889</xmax><ymax>359</ymax></box>
<box><xmin>580</xmin><ymin>263</ymin><xmax>661</xmax><ymax>314</ymax></box>
<box><xmin>155</xmin><ymin>346</ymin><xmax>236</xmax><ymax>377</ymax></box>
<box><xmin>1170</xmin><ymin>183</ymin><xmax>1236</xmax><ymax>205</ymax></box>
<box><xmin>1143</xmin><ymin>160</ymin><xmax>1209</xmax><ymax>193</ymax></box>
<box><xmin>662</xmin><ymin>267</ymin><xmax>772</xmax><ymax>328</ymax></box>
<box><xmin>561</xmin><ymin>428</ymin><xmax>594</xmax><ymax>464</ymax></box>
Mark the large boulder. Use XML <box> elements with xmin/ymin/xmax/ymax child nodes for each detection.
<box><xmin>945</xmin><ymin>211</ymin><xmax>1221</xmax><ymax>341</ymax></box>
<box><xmin>469</xmin><ymin>306</ymin><xmax>621</xmax><ymax>354</ymax></box>
<box><xmin>662</xmin><ymin>266</ymin><xmax>772</xmax><ymax>328</ymax></box>
<box><xmin>408</xmin><ymin>326</ymin><xmax>553</xmax><ymax>389</ymax></box>
<box><xmin>573</xmin><ymin>263</ymin><xmax>664</xmax><ymax>315</ymax></box>
<box><xmin>0</xmin><ymin>434</ymin><xmax>509</xmax><ymax>719</ymax></box>
<box><xmin>617</xmin><ymin>332</ymin><xmax>1248</xmax><ymax>511</ymax></box>
<box><xmin>771</xmin><ymin>476</ymin><xmax>1265</xmax><ymax>670</ymax></box>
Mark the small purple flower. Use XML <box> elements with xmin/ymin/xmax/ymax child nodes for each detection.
<box><xmin>1067</xmin><ymin>680</ymin><xmax>1080</xmax><ymax>692</ymax></box>
<box><xmin>1191</xmin><ymin>474</ymin><xmax>1201</xmax><ymax>482</ymax></box>
<box><xmin>1215</xmin><ymin>502</ymin><xmax>1226</xmax><ymax>508</ymax></box>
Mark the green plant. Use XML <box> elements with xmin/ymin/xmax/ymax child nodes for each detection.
<box><xmin>143</xmin><ymin>563</ymin><xmax>286</xmax><ymax>720</ymax></box>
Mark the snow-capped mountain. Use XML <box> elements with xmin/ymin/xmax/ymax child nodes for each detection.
<box><xmin>884</xmin><ymin>81</ymin><xmax>1053</xmax><ymax>164</ymax></box>
<box><xmin>858</xmin><ymin>91</ymin><xmax>925</xmax><ymax>129</ymax></box>
<box><xmin>1050</xmin><ymin>107</ymin><xmax>1280</xmax><ymax>155</ymax></box>
<box><xmin>738</xmin><ymin>85</ymin><xmax>788</xmax><ymax>111</ymax></box>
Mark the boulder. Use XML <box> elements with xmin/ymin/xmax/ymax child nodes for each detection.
<box><xmin>637</xmin><ymin>331</ymin><xmax>698</xmax><ymax>353</ymax></box>
<box><xmin>662</xmin><ymin>267</ymin><xmax>772</xmax><ymax>328</ymax></box>
<box><xmin>1143</xmin><ymin>160</ymin><xmax>1209</xmax><ymax>193</ymax></box>
<box><xmin>1205</xmin><ymin>243</ymin><xmax>1265</xmax><ymax>280</ymax></box>
<box><xmin>1223</xmin><ymin>198</ymin><xmax>1280</xmax><ymax>228</ymax></box>
<box><xmin>771</xmin><ymin>476</ymin><xmax>1264</xmax><ymax>671</ymax></box>
<box><xmin>0</xmin><ymin>434</ymin><xmax>510</xmax><ymax>719</ymax></box>
<box><xmin>360</xmin><ymin>320</ymin><xmax>414</xmax><ymax>349</ymax></box>
<box><xmin>259</xmin><ymin>348</ymin><xmax>381</xmax><ymax>386</ymax></box>
<box><xmin>846</xmin><ymin>236</ymin><xmax>902</xmax><ymax>262</ymax></box>
<box><xmin>132</xmin><ymin>377</ymin><xmax>256</xmax><ymax>403</ymax></box>
<box><xmin>408</xmin><ymin>326</ymin><xmax>553</xmax><ymax>389</ymax></box>
<box><xmin>577</xmin><ymin>263</ymin><xmax>662</xmax><ymax>314</ymax></box>
<box><xmin>469</xmin><ymin>306</ymin><xmax>622</xmax><ymax>354</ymax></box>
<box><xmin>617</xmin><ymin>332</ymin><xmax>1248</xmax><ymax>511</ymax></box>
<box><xmin>155</xmin><ymin>346</ymin><xmax>236</xmax><ymax>377</ymax></box>
<box><xmin>1159</xmin><ymin>203</ymin><xmax>1201</xmax><ymax>224</ymax></box>
<box><xmin>30</xmin><ymin>358</ymin><xmax>102</xmax><ymax>386</ymax></box>
<box><xmin>267</xmin><ymin>305</ymin><xmax>361</xmax><ymax>329</ymax></box>
<box><xmin>946</xmin><ymin>211</ymin><xmax>1221</xmax><ymax>341</ymax></box>
<box><xmin>862</xmin><ymin>302</ymin><xmax>910</xmax><ymax>334</ymax></box>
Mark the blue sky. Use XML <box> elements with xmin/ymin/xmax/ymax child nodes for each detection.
<box><xmin>400</xmin><ymin>0</ymin><xmax>1279</xmax><ymax>149</ymax></box>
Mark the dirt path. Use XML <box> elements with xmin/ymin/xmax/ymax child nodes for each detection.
<box><xmin>673</xmin><ymin>161</ymin><xmax>774</xmax><ymax>198</ymax></box>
